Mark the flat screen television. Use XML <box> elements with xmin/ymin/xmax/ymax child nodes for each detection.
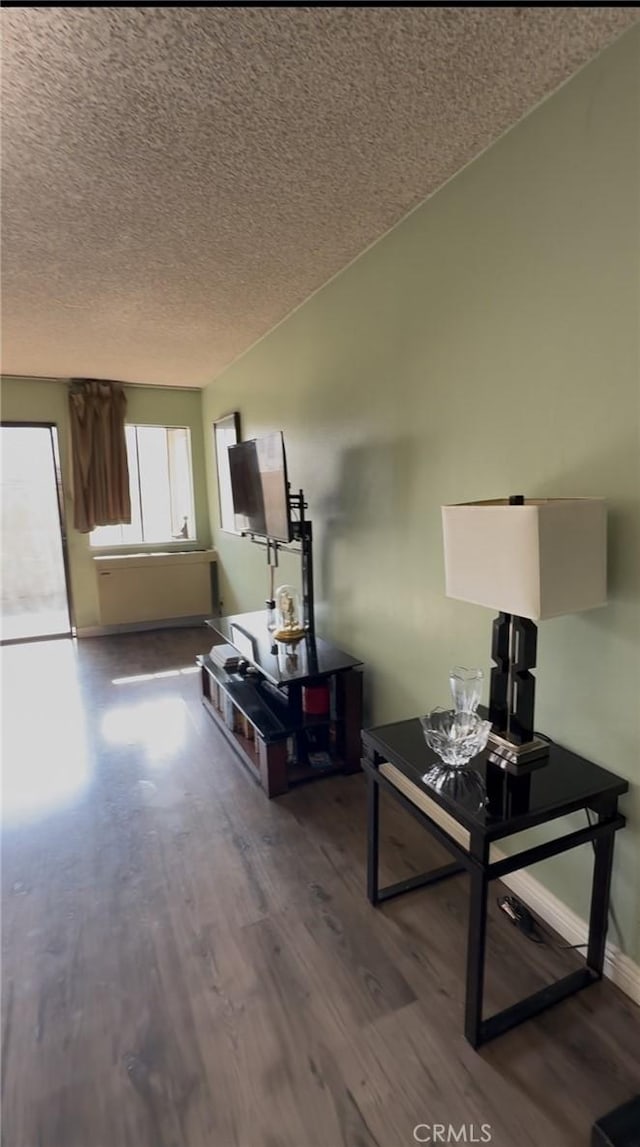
<box><xmin>228</xmin><ymin>432</ymin><xmax>293</xmax><ymax>543</ymax></box>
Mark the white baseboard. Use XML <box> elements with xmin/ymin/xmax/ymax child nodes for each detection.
<box><xmin>76</xmin><ymin>615</ymin><xmax>209</xmax><ymax>638</ymax></box>
<box><xmin>495</xmin><ymin>853</ymin><xmax>640</xmax><ymax>1006</ymax></box>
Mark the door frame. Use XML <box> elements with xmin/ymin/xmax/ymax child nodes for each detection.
<box><xmin>1</xmin><ymin>420</ymin><xmax>76</xmax><ymax>644</ymax></box>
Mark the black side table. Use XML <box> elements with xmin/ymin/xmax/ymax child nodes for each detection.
<box><xmin>362</xmin><ymin>718</ymin><xmax>628</xmax><ymax>1048</ymax></box>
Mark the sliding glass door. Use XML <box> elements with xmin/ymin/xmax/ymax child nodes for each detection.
<box><xmin>1</xmin><ymin>424</ymin><xmax>73</xmax><ymax>642</ymax></box>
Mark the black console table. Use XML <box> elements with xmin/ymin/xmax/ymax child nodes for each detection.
<box><xmin>199</xmin><ymin>611</ymin><xmax>363</xmax><ymax>797</ymax></box>
<box><xmin>362</xmin><ymin>718</ymin><xmax>628</xmax><ymax>1047</ymax></box>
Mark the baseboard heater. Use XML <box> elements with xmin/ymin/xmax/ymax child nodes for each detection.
<box><xmin>93</xmin><ymin>549</ymin><xmax>217</xmax><ymax>628</ymax></box>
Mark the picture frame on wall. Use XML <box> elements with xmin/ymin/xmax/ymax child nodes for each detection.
<box><xmin>213</xmin><ymin>411</ymin><xmax>241</xmax><ymax>533</ymax></box>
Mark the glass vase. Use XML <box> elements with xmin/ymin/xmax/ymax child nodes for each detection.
<box><xmin>449</xmin><ymin>666</ymin><xmax>484</xmax><ymax>715</ymax></box>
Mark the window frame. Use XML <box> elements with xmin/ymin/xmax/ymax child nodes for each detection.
<box><xmin>89</xmin><ymin>422</ymin><xmax>198</xmax><ymax>552</ymax></box>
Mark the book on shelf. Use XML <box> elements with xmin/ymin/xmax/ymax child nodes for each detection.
<box><xmin>308</xmin><ymin>751</ymin><xmax>333</xmax><ymax>770</ymax></box>
<box><xmin>210</xmin><ymin>643</ymin><xmax>241</xmax><ymax>670</ymax></box>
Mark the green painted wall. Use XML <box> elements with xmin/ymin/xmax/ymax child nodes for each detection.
<box><xmin>204</xmin><ymin>29</ymin><xmax>640</xmax><ymax>961</ymax></box>
<box><xmin>1</xmin><ymin>376</ymin><xmax>210</xmax><ymax>629</ymax></box>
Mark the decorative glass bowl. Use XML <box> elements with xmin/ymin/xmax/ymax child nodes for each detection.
<box><xmin>419</xmin><ymin>708</ymin><xmax>492</xmax><ymax>808</ymax></box>
<box><xmin>420</xmin><ymin>708</ymin><xmax>492</xmax><ymax>767</ymax></box>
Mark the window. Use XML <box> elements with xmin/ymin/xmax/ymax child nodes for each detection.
<box><xmin>91</xmin><ymin>425</ymin><xmax>196</xmax><ymax>547</ymax></box>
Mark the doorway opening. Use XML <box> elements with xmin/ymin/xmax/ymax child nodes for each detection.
<box><xmin>1</xmin><ymin>423</ymin><xmax>74</xmax><ymax>643</ymax></box>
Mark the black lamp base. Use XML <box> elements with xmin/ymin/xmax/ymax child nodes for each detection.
<box><xmin>487</xmin><ymin>730</ymin><xmax>550</xmax><ymax>772</ymax></box>
<box><xmin>488</xmin><ymin>611</ymin><xmax>549</xmax><ymax>770</ymax></box>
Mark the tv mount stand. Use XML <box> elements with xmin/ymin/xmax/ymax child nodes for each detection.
<box><xmin>250</xmin><ymin>487</ymin><xmax>315</xmax><ymax>639</ymax></box>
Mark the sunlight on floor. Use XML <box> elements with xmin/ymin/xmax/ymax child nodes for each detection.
<box><xmin>1</xmin><ymin>640</ymin><xmax>90</xmax><ymax>826</ymax></box>
<box><xmin>112</xmin><ymin>666</ymin><xmax>198</xmax><ymax>685</ymax></box>
<box><xmin>100</xmin><ymin>696</ymin><xmax>188</xmax><ymax>763</ymax></box>
<box><xmin>1</xmin><ymin>607</ymin><xmax>70</xmax><ymax>642</ymax></box>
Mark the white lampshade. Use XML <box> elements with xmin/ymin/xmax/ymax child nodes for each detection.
<box><xmin>441</xmin><ymin>498</ymin><xmax>607</xmax><ymax>621</ymax></box>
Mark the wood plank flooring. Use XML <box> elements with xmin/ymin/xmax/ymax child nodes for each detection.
<box><xmin>2</xmin><ymin>629</ymin><xmax>639</xmax><ymax>1147</ymax></box>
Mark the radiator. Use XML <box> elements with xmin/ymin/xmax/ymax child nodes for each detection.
<box><xmin>94</xmin><ymin>550</ymin><xmax>217</xmax><ymax>626</ymax></box>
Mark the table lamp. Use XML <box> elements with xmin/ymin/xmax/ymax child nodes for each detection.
<box><xmin>441</xmin><ymin>496</ymin><xmax>607</xmax><ymax>769</ymax></box>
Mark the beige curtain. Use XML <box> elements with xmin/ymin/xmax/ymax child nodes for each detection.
<box><xmin>68</xmin><ymin>380</ymin><xmax>131</xmax><ymax>533</ymax></box>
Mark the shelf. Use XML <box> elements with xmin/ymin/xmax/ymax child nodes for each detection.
<box><xmin>226</xmin><ymin>731</ymin><xmax>262</xmax><ymax>780</ymax></box>
<box><xmin>287</xmin><ymin>761</ymin><xmax>343</xmax><ymax>786</ymax></box>
<box><xmin>301</xmin><ymin>713</ymin><xmax>332</xmax><ymax>728</ymax></box>
<box><xmin>199</xmin><ymin>655</ymin><xmax>299</xmax><ymax>742</ymax></box>
<box><xmin>205</xmin><ymin>610</ymin><xmax>363</xmax><ymax>689</ymax></box>
<box><xmin>201</xmin><ymin>694</ymin><xmax>262</xmax><ymax>782</ymax></box>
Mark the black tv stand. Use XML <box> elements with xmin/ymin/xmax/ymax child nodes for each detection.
<box><xmin>198</xmin><ymin>610</ymin><xmax>363</xmax><ymax>798</ymax></box>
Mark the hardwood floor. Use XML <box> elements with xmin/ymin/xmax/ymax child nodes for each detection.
<box><xmin>2</xmin><ymin>629</ymin><xmax>639</xmax><ymax>1147</ymax></box>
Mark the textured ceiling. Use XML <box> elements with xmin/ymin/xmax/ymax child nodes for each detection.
<box><xmin>1</xmin><ymin>6</ymin><xmax>638</xmax><ymax>389</ymax></box>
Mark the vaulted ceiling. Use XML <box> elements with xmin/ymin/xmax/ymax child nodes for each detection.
<box><xmin>1</xmin><ymin>6</ymin><xmax>637</xmax><ymax>388</ymax></box>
